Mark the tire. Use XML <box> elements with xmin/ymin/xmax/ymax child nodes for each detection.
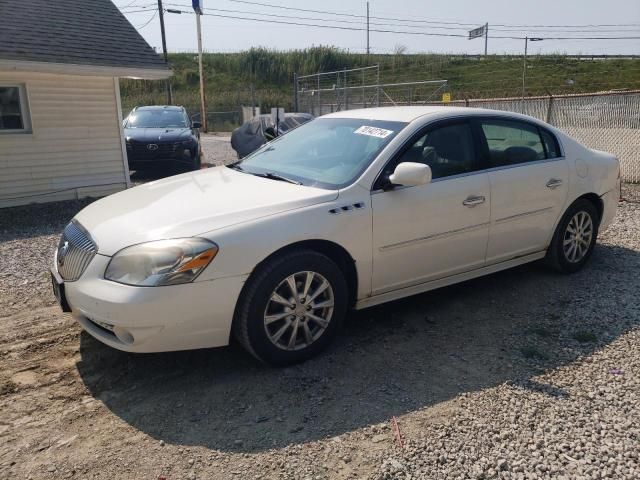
<box><xmin>233</xmin><ymin>249</ymin><xmax>348</xmax><ymax>366</ymax></box>
<box><xmin>190</xmin><ymin>147</ymin><xmax>202</xmax><ymax>171</ymax></box>
<box><xmin>546</xmin><ymin>198</ymin><xmax>600</xmax><ymax>273</ymax></box>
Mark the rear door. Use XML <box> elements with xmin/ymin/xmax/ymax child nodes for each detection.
<box><xmin>476</xmin><ymin>118</ymin><xmax>569</xmax><ymax>264</ymax></box>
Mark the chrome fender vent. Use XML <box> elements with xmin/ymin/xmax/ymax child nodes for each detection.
<box><xmin>329</xmin><ymin>202</ymin><xmax>365</xmax><ymax>215</ymax></box>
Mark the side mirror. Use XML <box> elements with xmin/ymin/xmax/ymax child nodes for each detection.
<box><xmin>192</xmin><ymin>121</ymin><xmax>202</xmax><ymax>129</ymax></box>
<box><xmin>389</xmin><ymin>162</ymin><xmax>432</xmax><ymax>188</ymax></box>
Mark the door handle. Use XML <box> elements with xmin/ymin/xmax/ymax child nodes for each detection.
<box><xmin>462</xmin><ymin>195</ymin><xmax>486</xmax><ymax>207</ymax></box>
<box><xmin>546</xmin><ymin>178</ymin><xmax>563</xmax><ymax>189</ymax></box>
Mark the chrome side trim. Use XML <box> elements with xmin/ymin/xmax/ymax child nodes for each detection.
<box><xmin>494</xmin><ymin>206</ymin><xmax>553</xmax><ymax>224</ymax></box>
<box><xmin>380</xmin><ymin>222</ymin><xmax>489</xmax><ymax>251</ymax></box>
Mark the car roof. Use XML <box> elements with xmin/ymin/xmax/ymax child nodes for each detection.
<box><xmin>135</xmin><ymin>105</ymin><xmax>185</xmax><ymax>111</ymax></box>
<box><xmin>323</xmin><ymin>106</ymin><xmax>535</xmax><ymax>124</ymax></box>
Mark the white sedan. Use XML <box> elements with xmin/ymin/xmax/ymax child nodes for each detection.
<box><xmin>51</xmin><ymin>107</ymin><xmax>620</xmax><ymax>365</ymax></box>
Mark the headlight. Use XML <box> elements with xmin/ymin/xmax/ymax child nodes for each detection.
<box><xmin>105</xmin><ymin>238</ymin><xmax>218</xmax><ymax>286</ymax></box>
<box><xmin>182</xmin><ymin>138</ymin><xmax>195</xmax><ymax>146</ymax></box>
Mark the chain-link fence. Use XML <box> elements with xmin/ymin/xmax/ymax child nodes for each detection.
<box><xmin>294</xmin><ymin>65</ymin><xmax>447</xmax><ymax>116</ymax></box>
<box><xmin>190</xmin><ymin>109</ymin><xmax>243</xmax><ymax>132</ymax></box>
<box><xmin>295</xmin><ymin>68</ymin><xmax>639</xmax><ymax>182</ymax></box>
<box><xmin>432</xmin><ymin>91</ymin><xmax>640</xmax><ymax>183</ymax></box>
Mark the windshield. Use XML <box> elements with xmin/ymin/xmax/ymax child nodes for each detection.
<box><xmin>125</xmin><ymin>109</ymin><xmax>188</xmax><ymax>128</ymax></box>
<box><xmin>232</xmin><ymin>118</ymin><xmax>407</xmax><ymax>189</ymax></box>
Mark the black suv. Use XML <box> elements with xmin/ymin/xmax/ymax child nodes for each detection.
<box><xmin>123</xmin><ymin>105</ymin><xmax>202</xmax><ymax>171</ymax></box>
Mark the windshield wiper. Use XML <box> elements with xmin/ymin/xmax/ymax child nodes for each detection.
<box><xmin>253</xmin><ymin>172</ymin><xmax>302</xmax><ymax>185</ymax></box>
<box><xmin>227</xmin><ymin>162</ymin><xmax>245</xmax><ymax>171</ymax></box>
<box><xmin>227</xmin><ymin>164</ymin><xmax>301</xmax><ymax>185</ymax></box>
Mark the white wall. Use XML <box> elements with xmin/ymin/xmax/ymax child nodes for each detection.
<box><xmin>0</xmin><ymin>71</ymin><xmax>128</xmax><ymax>208</ymax></box>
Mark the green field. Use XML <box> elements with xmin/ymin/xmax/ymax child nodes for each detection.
<box><xmin>120</xmin><ymin>47</ymin><xmax>640</xmax><ymax>125</ymax></box>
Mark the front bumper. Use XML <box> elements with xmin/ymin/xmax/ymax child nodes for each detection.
<box><xmin>57</xmin><ymin>253</ymin><xmax>246</xmax><ymax>353</ymax></box>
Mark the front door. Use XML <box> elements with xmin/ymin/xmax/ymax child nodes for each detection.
<box><xmin>371</xmin><ymin>120</ymin><xmax>491</xmax><ymax>295</ymax></box>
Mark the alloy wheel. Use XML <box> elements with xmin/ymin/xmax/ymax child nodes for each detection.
<box><xmin>563</xmin><ymin>211</ymin><xmax>593</xmax><ymax>263</ymax></box>
<box><xmin>263</xmin><ymin>271</ymin><xmax>335</xmax><ymax>351</ymax></box>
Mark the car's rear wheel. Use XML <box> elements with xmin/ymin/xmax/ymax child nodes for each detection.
<box><xmin>546</xmin><ymin>198</ymin><xmax>599</xmax><ymax>273</ymax></box>
<box><xmin>233</xmin><ymin>250</ymin><xmax>348</xmax><ymax>366</ymax></box>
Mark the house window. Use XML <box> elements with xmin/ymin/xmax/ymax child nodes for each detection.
<box><xmin>0</xmin><ymin>85</ymin><xmax>32</xmax><ymax>133</ymax></box>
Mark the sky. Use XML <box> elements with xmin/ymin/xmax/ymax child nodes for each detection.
<box><xmin>116</xmin><ymin>0</ymin><xmax>640</xmax><ymax>56</ymax></box>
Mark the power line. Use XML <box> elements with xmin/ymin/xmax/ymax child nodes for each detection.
<box><xmin>226</xmin><ymin>0</ymin><xmax>640</xmax><ymax>29</ymax></box>
<box><xmin>116</xmin><ymin>0</ymin><xmax>149</xmax><ymax>7</ymax></box>
<box><xmin>121</xmin><ymin>7</ymin><xmax>157</xmax><ymax>14</ymax></box>
<box><xmin>163</xmin><ymin>3</ymin><xmax>639</xmax><ymax>35</ymax></box>
<box><xmin>160</xmin><ymin>9</ymin><xmax>640</xmax><ymax>41</ymax></box>
<box><xmin>164</xmin><ymin>3</ymin><xmax>469</xmax><ymax>30</ymax></box>
<box><xmin>134</xmin><ymin>9</ymin><xmax>158</xmax><ymax>29</ymax></box>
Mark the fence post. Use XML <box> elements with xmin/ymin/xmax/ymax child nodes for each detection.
<box><xmin>336</xmin><ymin>71</ymin><xmax>340</xmax><ymax>111</ymax></box>
<box><xmin>317</xmin><ymin>74</ymin><xmax>321</xmax><ymax>116</ymax></box>
<box><xmin>546</xmin><ymin>93</ymin><xmax>554</xmax><ymax>124</ymax></box>
<box><xmin>344</xmin><ymin>68</ymin><xmax>349</xmax><ymax>110</ymax></box>
<box><xmin>376</xmin><ymin>64</ymin><xmax>380</xmax><ymax>107</ymax></box>
<box><xmin>293</xmin><ymin>73</ymin><xmax>298</xmax><ymax>112</ymax></box>
<box><xmin>362</xmin><ymin>69</ymin><xmax>366</xmax><ymax>108</ymax></box>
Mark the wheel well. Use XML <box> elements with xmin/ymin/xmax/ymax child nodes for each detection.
<box><xmin>252</xmin><ymin>240</ymin><xmax>358</xmax><ymax>307</ymax></box>
<box><xmin>576</xmin><ymin>193</ymin><xmax>603</xmax><ymax>224</ymax></box>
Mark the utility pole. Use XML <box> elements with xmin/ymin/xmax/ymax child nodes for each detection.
<box><xmin>196</xmin><ymin>9</ymin><xmax>207</xmax><ymax>131</ymax></box>
<box><xmin>522</xmin><ymin>37</ymin><xmax>543</xmax><ymax>104</ymax></box>
<box><xmin>366</xmin><ymin>2</ymin><xmax>370</xmax><ymax>58</ymax></box>
<box><xmin>157</xmin><ymin>0</ymin><xmax>172</xmax><ymax>104</ymax></box>
<box><xmin>484</xmin><ymin>22</ymin><xmax>488</xmax><ymax>55</ymax></box>
<box><xmin>522</xmin><ymin>36</ymin><xmax>528</xmax><ymax>104</ymax></box>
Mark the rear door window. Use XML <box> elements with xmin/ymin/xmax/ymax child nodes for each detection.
<box><xmin>479</xmin><ymin>120</ymin><xmax>546</xmax><ymax>167</ymax></box>
<box><xmin>540</xmin><ymin>128</ymin><xmax>561</xmax><ymax>158</ymax></box>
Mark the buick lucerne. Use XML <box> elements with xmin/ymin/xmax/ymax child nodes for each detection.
<box><xmin>51</xmin><ymin>107</ymin><xmax>620</xmax><ymax>365</ymax></box>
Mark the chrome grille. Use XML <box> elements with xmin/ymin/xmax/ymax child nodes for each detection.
<box><xmin>56</xmin><ymin>221</ymin><xmax>97</xmax><ymax>281</ymax></box>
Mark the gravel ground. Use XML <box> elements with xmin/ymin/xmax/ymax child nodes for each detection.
<box><xmin>200</xmin><ymin>134</ymin><xmax>236</xmax><ymax>166</ymax></box>
<box><xmin>0</xmin><ymin>185</ymin><xmax>638</xmax><ymax>480</ymax></box>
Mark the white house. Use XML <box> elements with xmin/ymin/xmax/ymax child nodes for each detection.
<box><xmin>0</xmin><ymin>0</ymin><xmax>171</xmax><ymax>208</ymax></box>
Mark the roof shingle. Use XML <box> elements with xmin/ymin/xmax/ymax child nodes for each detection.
<box><xmin>0</xmin><ymin>0</ymin><xmax>169</xmax><ymax>72</ymax></box>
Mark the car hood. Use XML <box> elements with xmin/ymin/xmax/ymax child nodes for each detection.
<box><xmin>74</xmin><ymin>167</ymin><xmax>338</xmax><ymax>256</ymax></box>
<box><xmin>125</xmin><ymin>127</ymin><xmax>191</xmax><ymax>142</ymax></box>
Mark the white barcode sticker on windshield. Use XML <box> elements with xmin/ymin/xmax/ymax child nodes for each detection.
<box><xmin>354</xmin><ymin>125</ymin><xmax>394</xmax><ymax>138</ymax></box>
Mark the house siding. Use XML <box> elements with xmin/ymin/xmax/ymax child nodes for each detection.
<box><xmin>0</xmin><ymin>71</ymin><xmax>127</xmax><ymax>208</ymax></box>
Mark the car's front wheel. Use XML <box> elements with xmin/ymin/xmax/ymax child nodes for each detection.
<box><xmin>546</xmin><ymin>198</ymin><xmax>599</xmax><ymax>273</ymax></box>
<box><xmin>233</xmin><ymin>250</ymin><xmax>348</xmax><ymax>366</ymax></box>
<box><xmin>189</xmin><ymin>147</ymin><xmax>202</xmax><ymax>171</ymax></box>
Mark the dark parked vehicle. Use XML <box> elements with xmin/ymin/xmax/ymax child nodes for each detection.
<box><xmin>123</xmin><ymin>105</ymin><xmax>202</xmax><ymax>171</ymax></box>
<box><xmin>231</xmin><ymin>112</ymin><xmax>313</xmax><ymax>158</ymax></box>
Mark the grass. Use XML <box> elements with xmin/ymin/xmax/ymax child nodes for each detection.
<box><xmin>573</xmin><ymin>331</ymin><xmax>599</xmax><ymax>343</ymax></box>
<box><xmin>520</xmin><ymin>346</ymin><xmax>549</xmax><ymax>361</ymax></box>
<box><xmin>120</xmin><ymin>47</ymin><xmax>640</xmax><ymax>123</ymax></box>
<box><xmin>529</xmin><ymin>326</ymin><xmax>554</xmax><ymax>338</ymax></box>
